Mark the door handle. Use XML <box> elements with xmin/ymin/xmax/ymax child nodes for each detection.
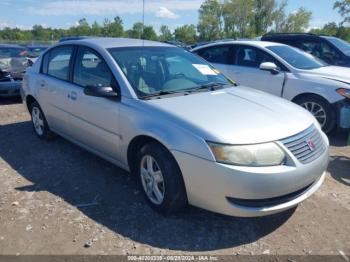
<box><xmin>40</xmin><ymin>80</ymin><xmax>46</xmax><ymax>87</ymax></box>
<box><xmin>68</xmin><ymin>91</ymin><xmax>77</xmax><ymax>101</ymax></box>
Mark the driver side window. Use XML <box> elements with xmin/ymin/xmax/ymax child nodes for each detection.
<box><xmin>73</xmin><ymin>47</ymin><xmax>116</xmax><ymax>89</ymax></box>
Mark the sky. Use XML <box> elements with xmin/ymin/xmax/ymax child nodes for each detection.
<box><xmin>0</xmin><ymin>0</ymin><xmax>344</xmax><ymax>33</ymax></box>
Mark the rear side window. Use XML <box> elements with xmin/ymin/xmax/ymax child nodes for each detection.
<box><xmin>196</xmin><ymin>45</ymin><xmax>232</xmax><ymax>65</ymax></box>
<box><xmin>45</xmin><ymin>46</ymin><xmax>73</xmax><ymax>81</ymax></box>
<box><xmin>73</xmin><ymin>47</ymin><xmax>115</xmax><ymax>88</ymax></box>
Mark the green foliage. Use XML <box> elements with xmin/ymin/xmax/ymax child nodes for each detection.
<box><xmin>143</xmin><ymin>26</ymin><xmax>157</xmax><ymax>41</ymax></box>
<box><xmin>281</xmin><ymin>7</ymin><xmax>312</xmax><ymax>32</ymax></box>
<box><xmin>310</xmin><ymin>22</ymin><xmax>350</xmax><ymax>42</ymax></box>
<box><xmin>334</xmin><ymin>0</ymin><xmax>350</xmax><ymax>24</ymax></box>
<box><xmin>159</xmin><ymin>25</ymin><xmax>173</xmax><ymax>41</ymax></box>
<box><xmin>126</xmin><ymin>22</ymin><xmax>144</xmax><ymax>39</ymax></box>
<box><xmin>0</xmin><ymin>0</ymin><xmax>348</xmax><ymax>45</ymax></box>
<box><xmin>253</xmin><ymin>0</ymin><xmax>276</xmax><ymax>36</ymax></box>
<box><xmin>174</xmin><ymin>24</ymin><xmax>197</xmax><ymax>44</ymax></box>
<box><xmin>223</xmin><ymin>0</ymin><xmax>255</xmax><ymax>38</ymax></box>
<box><xmin>197</xmin><ymin>0</ymin><xmax>222</xmax><ymax>41</ymax></box>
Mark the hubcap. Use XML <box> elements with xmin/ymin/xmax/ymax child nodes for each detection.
<box><xmin>301</xmin><ymin>102</ymin><xmax>327</xmax><ymax>128</ymax></box>
<box><xmin>31</xmin><ymin>107</ymin><xmax>44</xmax><ymax>136</ymax></box>
<box><xmin>140</xmin><ymin>155</ymin><xmax>165</xmax><ymax>205</ymax></box>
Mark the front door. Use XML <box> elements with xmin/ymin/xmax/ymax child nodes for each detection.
<box><xmin>65</xmin><ymin>46</ymin><xmax>121</xmax><ymax>162</ymax></box>
<box><xmin>226</xmin><ymin>45</ymin><xmax>285</xmax><ymax>97</ymax></box>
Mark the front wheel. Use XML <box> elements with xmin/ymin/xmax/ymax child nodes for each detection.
<box><xmin>295</xmin><ymin>95</ymin><xmax>335</xmax><ymax>133</ymax></box>
<box><xmin>138</xmin><ymin>142</ymin><xmax>187</xmax><ymax>214</ymax></box>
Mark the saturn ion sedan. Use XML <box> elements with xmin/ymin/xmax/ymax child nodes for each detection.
<box><xmin>22</xmin><ymin>38</ymin><xmax>329</xmax><ymax>217</ymax></box>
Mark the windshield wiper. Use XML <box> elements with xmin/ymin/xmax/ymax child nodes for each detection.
<box><xmin>141</xmin><ymin>82</ymin><xmax>228</xmax><ymax>99</ymax></box>
<box><xmin>192</xmin><ymin>82</ymin><xmax>227</xmax><ymax>91</ymax></box>
<box><xmin>141</xmin><ymin>90</ymin><xmax>188</xmax><ymax>99</ymax></box>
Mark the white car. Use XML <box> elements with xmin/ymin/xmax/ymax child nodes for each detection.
<box><xmin>192</xmin><ymin>41</ymin><xmax>350</xmax><ymax>132</ymax></box>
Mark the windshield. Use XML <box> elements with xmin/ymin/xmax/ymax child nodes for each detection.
<box><xmin>267</xmin><ymin>45</ymin><xmax>327</xmax><ymax>70</ymax></box>
<box><xmin>108</xmin><ymin>47</ymin><xmax>230</xmax><ymax>98</ymax></box>
<box><xmin>323</xmin><ymin>36</ymin><xmax>350</xmax><ymax>56</ymax></box>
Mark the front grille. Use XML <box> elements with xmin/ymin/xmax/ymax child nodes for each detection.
<box><xmin>281</xmin><ymin>125</ymin><xmax>325</xmax><ymax>164</ymax></box>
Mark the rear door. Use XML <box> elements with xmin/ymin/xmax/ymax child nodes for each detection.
<box><xmin>38</xmin><ymin>45</ymin><xmax>74</xmax><ymax>134</ymax></box>
<box><xmin>225</xmin><ymin>45</ymin><xmax>285</xmax><ymax>96</ymax></box>
<box><xmin>65</xmin><ymin>46</ymin><xmax>121</xmax><ymax>161</ymax></box>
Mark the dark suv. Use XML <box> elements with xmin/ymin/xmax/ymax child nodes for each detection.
<box><xmin>261</xmin><ymin>33</ymin><xmax>350</xmax><ymax>67</ymax></box>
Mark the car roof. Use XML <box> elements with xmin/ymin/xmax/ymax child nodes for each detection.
<box><xmin>192</xmin><ymin>40</ymin><xmax>284</xmax><ymax>51</ymax></box>
<box><xmin>261</xmin><ymin>33</ymin><xmax>321</xmax><ymax>40</ymax></box>
<box><xmin>61</xmin><ymin>37</ymin><xmax>174</xmax><ymax>49</ymax></box>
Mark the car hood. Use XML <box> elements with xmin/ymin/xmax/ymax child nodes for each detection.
<box><xmin>304</xmin><ymin>66</ymin><xmax>350</xmax><ymax>86</ymax></box>
<box><xmin>147</xmin><ymin>86</ymin><xmax>315</xmax><ymax>144</ymax></box>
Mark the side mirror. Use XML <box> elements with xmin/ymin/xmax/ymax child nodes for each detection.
<box><xmin>84</xmin><ymin>85</ymin><xmax>119</xmax><ymax>98</ymax></box>
<box><xmin>259</xmin><ymin>62</ymin><xmax>279</xmax><ymax>75</ymax></box>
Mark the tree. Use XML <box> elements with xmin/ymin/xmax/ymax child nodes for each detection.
<box><xmin>282</xmin><ymin>7</ymin><xmax>312</xmax><ymax>32</ymax></box>
<box><xmin>174</xmin><ymin>24</ymin><xmax>197</xmax><ymax>44</ymax></box>
<box><xmin>91</xmin><ymin>21</ymin><xmax>101</xmax><ymax>36</ymax></box>
<box><xmin>142</xmin><ymin>26</ymin><xmax>157</xmax><ymax>40</ymax></box>
<box><xmin>74</xmin><ymin>18</ymin><xmax>91</xmax><ymax>35</ymax></box>
<box><xmin>272</xmin><ymin>0</ymin><xmax>288</xmax><ymax>32</ymax></box>
<box><xmin>109</xmin><ymin>16</ymin><xmax>124</xmax><ymax>37</ymax></box>
<box><xmin>127</xmin><ymin>22</ymin><xmax>144</xmax><ymax>39</ymax></box>
<box><xmin>310</xmin><ymin>22</ymin><xmax>350</xmax><ymax>42</ymax></box>
<box><xmin>222</xmin><ymin>0</ymin><xmax>255</xmax><ymax>38</ymax></box>
<box><xmin>32</xmin><ymin>25</ymin><xmax>51</xmax><ymax>40</ymax></box>
<box><xmin>253</xmin><ymin>0</ymin><xmax>276</xmax><ymax>36</ymax></box>
<box><xmin>159</xmin><ymin>25</ymin><xmax>173</xmax><ymax>41</ymax></box>
<box><xmin>334</xmin><ymin>0</ymin><xmax>350</xmax><ymax>24</ymax></box>
<box><xmin>102</xmin><ymin>17</ymin><xmax>124</xmax><ymax>37</ymax></box>
<box><xmin>197</xmin><ymin>0</ymin><xmax>222</xmax><ymax>41</ymax></box>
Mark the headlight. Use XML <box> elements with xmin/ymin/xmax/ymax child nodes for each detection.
<box><xmin>336</xmin><ymin>88</ymin><xmax>350</xmax><ymax>99</ymax></box>
<box><xmin>207</xmin><ymin>142</ymin><xmax>286</xmax><ymax>167</ymax></box>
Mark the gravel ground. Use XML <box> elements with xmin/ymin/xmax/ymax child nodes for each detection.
<box><xmin>0</xmin><ymin>98</ymin><xmax>349</xmax><ymax>256</ymax></box>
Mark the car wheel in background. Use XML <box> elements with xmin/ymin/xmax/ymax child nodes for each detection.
<box><xmin>30</xmin><ymin>101</ymin><xmax>55</xmax><ymax>140</ymax></box>
<box><xmin>138</xmin><ymin>141</ymin><xmax>187</xmax><ymax>213</ymax></box>
<box><xmin>295</xmin><ymin>95</ymin><xmax>335</xmax><ymax>133</ymax></box>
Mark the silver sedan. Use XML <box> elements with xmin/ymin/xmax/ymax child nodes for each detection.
<box><xmin>22</xmin><ymin>38</ymin><xmax>329</xmax><ymax>217</ymax></box>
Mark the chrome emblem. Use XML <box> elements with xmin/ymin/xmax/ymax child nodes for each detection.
<box><xmin>306</xmin><ymin>139</ymin><xmax>316</xmax><ymax>151</ymax></box>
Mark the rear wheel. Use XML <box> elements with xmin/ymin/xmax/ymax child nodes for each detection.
<box><xmin>138</xmin><ymin>142</ymin><xmax>187</xmax><ymax>213</ymax></box>
<box><xmin>30</xmin><ymin>101</ymin><xmax>55</xmax><ymax>140</ymax></box>
<box><xmin>295</xmin><ymin>95</ymin><xmax>335</xmax><ymax>133</ymax></box>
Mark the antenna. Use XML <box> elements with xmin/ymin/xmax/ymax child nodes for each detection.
<box><xmin>142</xmin><ymin>0</ymin><xmax>145</xmax><ymax>44</ymax></box>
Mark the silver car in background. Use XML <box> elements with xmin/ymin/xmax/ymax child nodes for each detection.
<box><xmin>22</xmin><ymin>38</ymin><xmax>329</xmax><ymax>217</ymax></box>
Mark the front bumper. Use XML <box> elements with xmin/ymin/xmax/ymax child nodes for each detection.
<box><xmin>172</xmin><ymin>133</ymin><xmax>329</xmax><ymax>217</ymax></box>
<box><xmin>0</xmin><ymin>81</ymin><xmax>21</xmax><ymax>97</ymax></box>
<box><xmin>336</xmin><ymin>99</ymin><xmax>350</xmax><ymax>130</ymax></box>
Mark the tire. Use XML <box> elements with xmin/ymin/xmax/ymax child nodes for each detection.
<box><xmin>29</xmin><ymin>101</ymin><xmax>55</xmax><ymax>140</ymax></box>
<box><xmin>137</xmin><ymin>142</ymin><xmax>187</xmax><ymax>213</ymax></box>
<box><xmin>294</xmin><ymin>95</ymin><xmax>335</xmax><ymax>133</ymax></box>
